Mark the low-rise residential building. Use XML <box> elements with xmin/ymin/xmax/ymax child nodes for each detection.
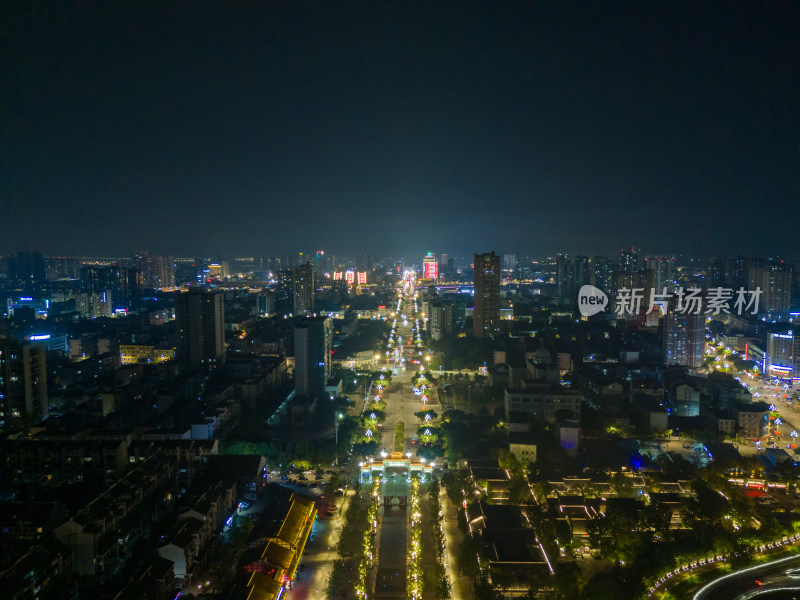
<box><xmin>464</xmin><ymin>501</ymin><xmax>553</xmax><ymax>596</ymax></box>
<box><xmin>736</xmin><ymin>402</ymin><xmax>770</xmax><ymax>438</ymax></box>
<box><xmin>119</xmin><ymin>344</ymin><xmax>175</xmax><ymax>365</ymax></box>
<box><xmin>671</xmin><ymin>383</ymin><xmax>700</xmax><ymax>417</ymax></box>
<box><xmin>508</xmin><ymin>431</ymin><xmax>537</xmax><ymax>463</ymax></box>
<box><xmin>55</xmin><ymin>453</ymin><xmax>175</xmax><ymax>579</ymax></box>
<box><xmin>504</xmin><ymin>383</ymin><xmax>582</xmax><ymax>423</ymax></box>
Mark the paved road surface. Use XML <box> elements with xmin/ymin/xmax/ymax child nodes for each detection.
<box><xmin>287</xmin><ymin>491</ymin><xmax>352</xmax><ymax>600</ymax></box>
<box><xmin>692</xmin><ymin>553</ymin><xmax>800</xmax><ymax>600</ymax></box>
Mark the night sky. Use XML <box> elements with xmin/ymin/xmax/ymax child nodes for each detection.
<box><xmin>3</xmin><ymin>2</ymin><xmax>799</xmax><ymax>259</ymax></box>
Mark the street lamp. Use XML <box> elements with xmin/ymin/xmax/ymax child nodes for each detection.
<box><xmin>334</xmin><ymin>412</ymin><xmax>344</xmax><ymax>465</ymax></box>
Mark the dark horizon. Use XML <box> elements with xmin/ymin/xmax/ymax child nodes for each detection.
<box><xmin>3</xmin><ymin>2</ymin><xmax>799</xmax><ymax>258</ymax></box>
<box><xmin>5</xmin><ymin>248</ymin><xmax>800</xmax><ymax>263</ymax></box>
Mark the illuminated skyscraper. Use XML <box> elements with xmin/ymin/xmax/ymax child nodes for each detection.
<box><xmin>618</xmin><ymin>247</ymin><xmax>640</xmax><ymax>273</ymax></box>
<box><xmin>765</xmin><ymin>261</ymin><xmax>793</xmax><ymax>315</ymax></box>
<box><xmin>423</xmin><ymin>253</ymin><xmax>438</xmax><ymax>280</ymax></box>
<box><xmin>591</xmin><ymin>255</ymin><xmax>614</xmax><ymax>291</ymax></box>
<box><xmin>315</xmin><ymin>250</ymin><xmax>326</xmax><ymax>274</ymax></box>
<box><xmin>746</xmin><ymin>258</ymin><xmax>793</xmax><ymax>315</ymax></box>
<box><xmin>662</xmin><ymin>304</ymin><xmax>704</xmax><ymax>368</ymax></box>
<box><xmin>473</xmin><ymin>251</ymin><xmax>500</xmax><ymax>339</ymax></box>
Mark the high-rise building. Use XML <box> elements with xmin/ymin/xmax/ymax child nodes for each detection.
<box><xmin>644</xmin><ymin>256</ymin><xmax>677</xmax><ymax>292</ymax></box>
<box><xmin>314</xmin><ymin>250</ymin><xmax>326</xmax><ymax>275</ymax></box>
<box><xmin>79</xmin><ymin>265</ymin><xmax>139</xmax><ymax>311</ymax></box>
<box><xmin>174</xmin><ymin>258</ymin><xmax>199</xmax><ymax>286</ymax></box>
<box><xmin>556</xmin><ymin>253</ymin><xmax>574</xmax><ymax>301</ymax></box>
<box><xmin>174</xmin><ymin>288</ymin><xmax>225</xmax><ymax>371</ymax></box>
<box><xmin>439</xmin><ymin>253</ymin><xmax>450</xmax><ymax>276</ymax></box>
<box><xmin>294</xmin><ymin>316</ymin><xmax>332</xmax><ymax>398</ymax></box>
<box><xmin>45</xmin><ymin>256</ymin><xmax>79</xmax><ymax>281</ymax></box>
<box><xmin>253</xmin><ymin>255</ymin><xmax>269</xmax><ymax>280</ymax></box>
<box><xmin>707</xmin><ymin>257</ymin><xmax>726</xmax><ymax>289</ymax></box>
<box><xmin>154</xmin><ymin>256</ymin><xmax>175</xmax><ymax>288</ymax></box>
<box><xmin>280</xmin><ymin>253</ymin><xmax>295</xmax><ymax>270</ymax></box>
<box><xmin>80</xmin><ymin>265</ymin><xmax>103</xmax><ymax>293</ymax></box>
<box><xmin>422</xmin><ymin>253</ymin><xmax>438</xmax><ymax>280</ymax></box>
<box><xmin>618</xmin><ymin>247</ymin><xmax>640</xmax><ymax>274</ymax></box>
<box><xmin>591</xmin><ymin>255</ymin><xmax>614</xmax><ymax>292</ymax></box>
<box><xmin>473</xmin><ymin>251</ymin><xmax>500</xmax><ymax>339</ymax></box>
<box><xmin>430</xmin><ymin>301</ymin><xmax>453</xmax><ymax>341</ymax></box>
<box><xmin>232</xmin><ymin>257</ymin><xmax>256</xmax><ymax>276</ymax></box>
<box><xmin>0</xmin><ymin>339</ymin><xmax>48</xmax><ymax>433</ymax></box>
<box><xmin>292</xmin><ymin>262</ymin><xmax>315</xmax><ymax>314</ymax></box>
<box><xmin>766</xmin><ymin>331</ymin><xmax>799</xmax><ymax>380</ymax></box>
<box><xmin>76</xmin><ymin>291</ymin><xmax>114</xmax><ymax>317</ymax></box>
<box><xmin>9</xmin><ymin>252</ymin><xmax>46</xmax><ymax>288</ymax></box>
<box><xmin>132</xmin><ymin>252</ymin><xmax>175</xmax><ymax>289</ymax></box>
<box><xmin>746</xmin><ymin>259</ymin><xmax>794</xmax><ymax>315</ymax></box>
<box><xmin>662</xmin><ymin>306</ymin><xmax>704</xmax><ymax>368</ymax></box>
<box><xmin>256</xmin><ymin>290</ymin><xmax>275</xmax><ymax>316</ymax></box>
<box><xmin>501</xmin><ymin>253</ymin><xmax>518</xmax><ymax>272</ymax></box>
<box><xmin>574</xmin><ymin>255</ymin><xmax>591</xmax><ymax>289</ymax></box>
<box><xmin>728</xmin><ymin>256</ymin><xmax>749</xmax><ymax>291</ymax></box>
<box><xmin>275</xmin><ymin>269</ymin><xmax>294</xmax><ymax>315</ymax></box>
<box><xmin>765</xmin><ymin>261</ymin><xmax>793</xmax><ymax>315</ymax></box>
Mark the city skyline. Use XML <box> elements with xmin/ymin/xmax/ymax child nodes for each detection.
<box><xmin>5</xmin><ymin>4</ymin><xmax>800</xmax><ymax>599</ymax></box>
<box><xmin>3</xmin><ymin>248</ymin><xmax>800</xmax><ymax>265</ymax></box>
<box><xmin>3</xmin><ymin>3</ymin><xmax>799</xmax><ymax>257</ymax></box>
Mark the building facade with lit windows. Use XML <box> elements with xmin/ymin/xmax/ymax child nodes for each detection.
<box><xmin>662</xmin><ymin>307</ymin><xmax>704</xmax><ymax>368</ymax></box>
<box><xmin>292</xmin><ymin>262</ymin><xmax>314</xmax><ymax>314</ymax></box>
<box><xmin>119</xmin><ymin>344</ymin><xmax>175</xmax><ymax>365</ymax></box>
<box><xmin>473</xmin><ymin>251</ymin><xmax>500</xmax><ymax>339</ymax></box>
<box><xmin>422</xmin><ymin>252</ymin><xmax>438</xmax><ymax>280</ymax></box>
<box><xmin>747</xmin><ymin>258</ymin><xmax>794</xmax><ymax>316</ymax></box>
<box><xmin>766</xmin><ymin>331</ymin><xmax>799</xmax><ymax>380</ymax></box>
<box><xmin>429</xmin><ymin>301</ymin><xmax>452</xmax><ymax>341</ymax></box>
<box><xmin>0</xmin><ymin>339</ymin><xmax>48</xmax><ymax>433</ymax></box>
